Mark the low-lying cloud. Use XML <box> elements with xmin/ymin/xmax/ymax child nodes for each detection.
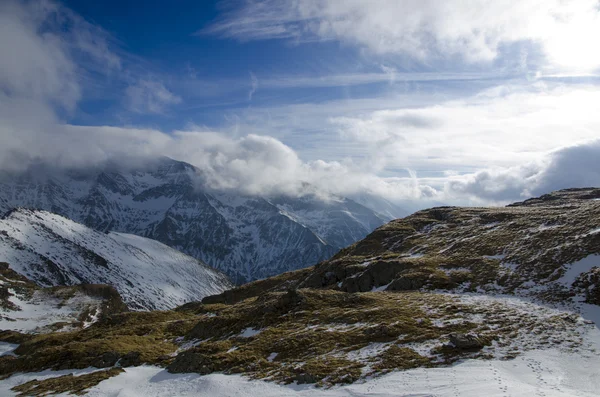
<box><xmin>446</xmin><ymin>140</ymin><xmax>600</xmax><ymax>204</ymax></box>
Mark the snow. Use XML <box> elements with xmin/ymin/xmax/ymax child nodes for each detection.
<box><xmin>371</xmin><ymin>282</ymin><xmax>391</xmax><ymax>292</ymax></box>
<box><xmin>0</xmin><ymin>209</ymin><xmax>232</xmax><ymax>310</ymax></box>
<box><xmin>1</xmin><ymin>292</ymin><xmax>600</xmax><ymax>396</ymax></box>
<box><xmin>32</xmin><ymin>346</ymin><xmax>600</xmax><ymax>397</ymax></box>
<box><xmin>0</xmin><ymin>368</ymin><xmax>103</xmax><ymax>396</ymax></box>
<box><xmin>239</xmin><ymin>327</ymin><xmax>261</xmax><ymax>338</ymax></box>
<box><xmin>0</xmin><ymin>289</ymin><xmax>102</xmax><ymax>333</ymax></box>
<box><xmin>0</xmin><ymin>342</ymin><xmax>18</xmax><ymax>356</ymax></box>
<box><xmin>556</xmin><ymin>254</ymin><xmax>600</xmax><ymax>285</ymax></box>
<box><xmin>484</xmin><ymin>254</ymin><xmax>506</xmax><ymax>260</ymax></box>
<box><xmin>0</xmin><ymin>160</ymin><xmax>389</xmax><ymax>283</ymax></box>
<box><xmin>585</xmin><ymin>227</ymin><xmax>600</xmax><ymax>236</ymax></box>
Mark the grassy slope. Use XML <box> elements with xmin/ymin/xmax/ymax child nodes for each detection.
<box><xmin>1</xmin><ymin>188</ymin><xmax>599</xmax><ymax>393</ymax></box>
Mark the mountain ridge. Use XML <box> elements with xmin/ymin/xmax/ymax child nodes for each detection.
<box><xmin>0</xmin><ymin>157</ymin><xmax>390</xmax><ymax>283</ymax></box>
<box><xmin>0</xmin><ymin>208</ymin><xmax>232</xmax><ymax>310</ymax></box>
<box><xmin>1</xmin><ymin>188</ymin><xmax>600</xmax><ymax>396</ymax></box>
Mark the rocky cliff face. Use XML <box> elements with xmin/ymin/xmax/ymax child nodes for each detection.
<box><xmin>0</xmin><ymin>158</ymin><xmax>390</xmax><ymax>283</ymax></box>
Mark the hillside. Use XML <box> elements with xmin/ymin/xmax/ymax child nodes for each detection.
<box><xmin>0</xmin><ymin>209</ymin><xmax>232</xmax><ymax>310</ymax></box>
<box><xmin>0</xmin><ymin>188</ymin><xmax>599</xmax><ymax>396</ymax></box>
<box><xmin>0</xmin><ymin>158</ymin><xmax>390</xmax><ymax>283</ymax></box>
<box><xmin>0</xmin><ymin>262</ymin><xmax>128</xmax><ymax>335</ymax></box>
<box><xmin>206</xmin><ymin>187</ymin><xmax>600</xmax><ymax>307</ymax></box>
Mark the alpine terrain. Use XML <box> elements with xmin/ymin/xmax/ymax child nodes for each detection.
<box><xmin>0</xmin><ymin>188</ymin><xmax>599</xmax><ymax>396</ymax></box>
<box><xmin>0</xmin><ymin>158</ymin><xmax>391</xmax><ymax>283</ymax></box>
<box><xmin>0</xmin><ymin>208</ymin><xmax>231</xmax><ymax>310</ymax></box>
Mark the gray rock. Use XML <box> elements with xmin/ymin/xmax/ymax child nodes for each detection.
<box><xmin>167</xmin><ymin>350</ymin><xmax>214</xmax><ymax>374</ymax></box>
<box><xmin>295</xmin><ymin>373</ymin><xmax>318</xmax><ymax>384</ymax></box>
<box><xmin>448</xmin><ymin>333</ymin><xmax>486</xmax><ymax>350</ymax></box>
<box><xmin>92</xmin><ymin>351</ymin><xmax>120</xmax><ymax>368</ymax></box>
<box><xmin>120</xmin><ymin>351</ymin><xmax>142</xmax><ymax>367</ymax></box>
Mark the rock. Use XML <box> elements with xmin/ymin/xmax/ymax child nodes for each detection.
<box><xmin>92</xmin><ymin>351</ymin><xmax>120</xmax><ymax>368</ymax></box>
<box><xmin>275</xmin><ymin>289</ymin><xmax>306</xmax><ymax>312</ymax></box>
<box><xmin>295</xmin><ymin>373</ymin><xmax>318</xmax><ymax>384</ymax></box>
<box><xmin>120</xmin><ymin>351</ymin><xmax>142</xmax><ymax>367</ymax></box>
<box><xmin>167</xmin><ymin>350</ymin><xmax>214</xmax><ymax>374</ymax></box>
<box><xmin>387</xmin><ymin>276</ymin><xmax>426</xmax><ymax>291</ymax></box>
<box><xmin>448</xmin><ymin>333</ymin><xmax>486</xmax><ymax>350</ymax></box>
<box><xmin>364</xmin><ymin>324</ymin><xmax>399</xmax><ymax>338</ymax></box>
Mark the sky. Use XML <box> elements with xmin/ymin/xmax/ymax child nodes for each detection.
<box><xmin>2</xmin><ymin>0</ymin><xmax>600</xmax><ymax>212</ymax></box>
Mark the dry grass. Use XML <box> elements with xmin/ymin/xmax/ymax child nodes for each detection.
<box><xmin>11</xmin><ymin>368</ymin><xmax>124</xmax><ymax>396</ymax></box>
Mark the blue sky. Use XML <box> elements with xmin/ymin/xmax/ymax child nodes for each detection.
<box><xmin>3</xmin><ymin>0</ymin><xmax>600</xmax><ymax>211</ymax></box>
<box><xmin>64</xmin><ymin>0</ymin><xmax>403</xmax><ymax>129</ymax></box>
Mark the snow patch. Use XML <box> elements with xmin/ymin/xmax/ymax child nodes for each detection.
<box><xmin>57</xmin><ymin>346</ymin><xmax>600</xmax><ymax>397</ymax></box>
<box><xmin>267</xmin><ymin>353</ymin><xmax>278</xmax><ymax>362</ymax></box>
<box><xmin>239</xmin><ymin>328</ymin><xmax>261</xmax><ymax>338</ymax></box>
<box><xmin>557</xmin><ymin>254</ymin><xmax>600</xmax><ymax>285</ymax></box>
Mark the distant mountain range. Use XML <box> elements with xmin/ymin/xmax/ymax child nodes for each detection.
<box><xmin>0</xmin><ymin>158</ymin><xmax>392</xmax><ymax>283</ymax></box>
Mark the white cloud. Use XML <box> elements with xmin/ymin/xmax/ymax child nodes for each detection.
<box><xmin>125</xmin><ymin>79</ymin><xmax>182</xmax><ymax>114</ymax></box>
<box><xmin>0</xmin><ymin>0</ymin><xmax>119</xmax><ymax>111</ymax></box>
<box><xmin>2</xmin><ymin>0</ymin><xmax>600</xmax><ymax>214</ymax></box>
<box><xmin>0</xmin><ymin>0</ymin><xmax>121</xmax><ymax>173</ymax></box>
<box><xmin>229</xmin><ymin>82</ymin><xmax>600</xmax><ymax>174</ymax></box>
<box><xmin>248</xmin><ymin>72</ymin><xmax>259</xmax><ymax>100</ymax></box>
<box><xmin>445</xmin><ymin>139</ymin><xmax>600</xmax><ymax>203</ymax></box>
<box><xmin>205</xmin><ymin>0</ymin><xmax>600</xmax><ymax>71</ymax></box>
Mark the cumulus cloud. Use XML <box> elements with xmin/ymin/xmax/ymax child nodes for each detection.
<box><xmin>446</xmin><ymin>139</ymin><xmax>600</xmax><ymax>203</ymax></box>
<box><xmin>205</xmin><ymin>0</ymin><xmax>600</xmax><ymax>71</ymax></box>
<box><xmin>0</xmin><ymin>122</ymin><xmax>438</xmax><ymax>206</ymax></box>
<box><xmin>125</xmin><ymin>79</ymin><xmax>182</xmax><ymax>114</ymax></box>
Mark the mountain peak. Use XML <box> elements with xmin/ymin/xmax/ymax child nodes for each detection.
<box><xmin>0</xmin><ymin>158</ymin><xmax>390</xmax><ymax>283</ymax></box>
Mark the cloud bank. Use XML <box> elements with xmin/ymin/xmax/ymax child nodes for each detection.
<box><xmin>2</xmin><ymin>0</ymin><xmax>600</xmax><ymax>215</ymax></box>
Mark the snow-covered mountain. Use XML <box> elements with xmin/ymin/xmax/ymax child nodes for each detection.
<box><xmin>0</xmin><ymin>158</ymin><xmax>390</xmax><ymax>283</ymax></box>
<box><xmin>0</xmin><ymin>208</ymin><xmax>231</xmax><ymax>310</ymax></box>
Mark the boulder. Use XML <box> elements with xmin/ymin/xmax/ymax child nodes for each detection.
<box><xmin>120</xmin><ymin>351</ymin><xmax>141</xmax><ymax>367</ymax></box>
<box><xmin>448</xmin><ymin>333</ymin><xmax>486</xmax><ymax>350</ymax></box>
<box><xmin>167</xmin><ymin>350</ymin><xmax>214</xmax><ymax>374</ymax></box>
<box><xmin>91</xmin><ymin>351</ymin><xmax>120</xmax><ymax>368</ymax></box>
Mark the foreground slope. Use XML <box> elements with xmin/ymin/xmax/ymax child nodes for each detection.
<box><xmin>0</xmin><ymin>158</ymin><xmax>390</xmax><ymax>283</ymax></box>
<box><xmin>0</xmin><ymin>262</ymin><xmax>127</xmax><ymax>334</ymax></box>
<box><xmin>0</xmin><ymin>209</ymin><xmax>232</xmax><ymax>310</ymax></box>
<box><xmin>1</xmin><ymin>188</ymin><xmax>599</xmax><ymax>396</ymax></box>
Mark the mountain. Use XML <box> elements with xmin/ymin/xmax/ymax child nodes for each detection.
<box><xmin>1</xmin><ymin>188</ymin><xmax>600</xmax><ymax>397</ymax></box>
<box><xmin>0</xmin><ymin>158</ymin><xmax>390</xmax><ymax>283</ymax></box>
<box><xmin>0</xmin><ymin>262</ymin><xmax>128</xmax><ymax>335</ymax></box>
<box><xmin>207</xmin><ymin>187</ymin><xmax>600</xmax><ymax>305</ymax></box>
<box><xmin>0</xmin><ymin>208</ymin><xmax>231</xmax><ymax>310</ymax></box>
<box><xmin>348</xmin><ymin>192</ymin><xmax>408</xmax><ymax>220</ymax></box>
